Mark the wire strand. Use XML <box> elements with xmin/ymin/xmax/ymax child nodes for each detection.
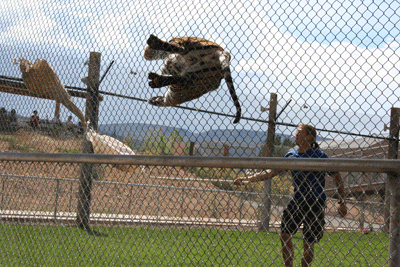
<box><xmin>0</xmin><ymin>75</ymin><xmax>392</xmax><ymax>141</ymax></box>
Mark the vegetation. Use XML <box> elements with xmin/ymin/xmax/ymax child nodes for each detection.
<box><xmin>258</xmin><ymin>134</ymin><xmax>295</xmax><ymax>157</ymax></box>
<box><xmin>282</xmin><ymin>137</ymin><xmax>296</xmax><ymax>147</ymax></box>
<box><xmin>0</xmin><ymin>225</ymin><xmax>388</xmax><ymax>266</ymax></box>
<box><xmin>0</xmin><ymin>131</ymin><xmax>83</xmax><ymax>154</ymax></box>
<box><xmin>0</xmin><ymin>135</ymin><xmax>42</xmax><ymax>153</ymax></box>
<box><xmin>141</xmin><ymin>127</ymin><xmax>189</xmax><ymax>155</ymax></box>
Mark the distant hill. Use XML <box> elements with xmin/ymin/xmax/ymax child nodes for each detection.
<box><xmin>98</xmin><ymin>122</ymin><xmax>192</xmax><ymax>150</ymax></box>
<box><xmin>98</xmin><ymin>122</ymin><xmax>295</xmax><ymax>149</ymax></box>
<box><xmin>191</xmin><ymin>129</ymin><xmax>293</xmax><ymax>145</ymax></box>
<box><xmin>98</xmin><ymin>122</ymin><xmax>191</xmax><ymax>140</ymax></box>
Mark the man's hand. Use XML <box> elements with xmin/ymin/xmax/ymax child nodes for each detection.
<box><xmin>233</xmin><ymin>178</ymin><xmax>248</xmax><ymax>185</ymax></box>
<box><xmin>338</xmin><ymin>203</ymin><xmax>347</xmax><ymax>218</ymax></box>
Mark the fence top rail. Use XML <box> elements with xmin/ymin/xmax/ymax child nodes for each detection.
<box><xmin>1</xmin><ymin>152</ymin><xmax>400</xmax><ymax>174</ymax></box>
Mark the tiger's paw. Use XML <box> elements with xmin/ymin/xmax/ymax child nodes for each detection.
<box><xmin>148</xmin><ymin>96</ymin><xmax>166</xmax><ymax>106</ymax></box>
<box><xmin>147</xmin><ymin>35</ymin><xmax>164</xmax><ymax>50</ymax></box>
<box><xmin>148</xmin><ymin>72</ymin><xmax>162</xmax><ymax>88</ymax></box>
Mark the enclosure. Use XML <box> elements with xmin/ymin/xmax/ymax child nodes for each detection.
<box><xmin>1</xmin><ymin>0</ymin><xmax>400</xmax><ymax>266</ymax></box>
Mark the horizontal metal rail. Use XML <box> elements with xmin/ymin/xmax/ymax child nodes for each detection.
<box><xmin>1</xmin><ymin>152</ymin><xmax>400</xmax><ymax>174</ymax></box>
<box><xmin>0</xmin><ymin>173</ymin><xmax>383</xmax><ymax>230</ymax></box>
<box><xmin>0</xmin><ymin>173</ymin><xmax>386</xmax><ymax>206</ymax></box>
<box><xmin>0</xmin><ymin>174</ymin><xmax>245</xmax><ymax>195</ymax></box>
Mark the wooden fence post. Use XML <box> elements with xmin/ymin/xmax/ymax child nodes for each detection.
<box><xmin>259</xmin><ymin>93</ymin><xmax>277</xmax><ymax>231</ymax></box>
<box><xmin>223</xmin><ymin>144</ymin><xmax>230</xmax><ymax>157</ymax></box>
<box><xmin>189</xmin><ymin>142</ymin><xmax>195</xmax><ymax>156</ymax></box>
<box><xmin>386</xmin><ymin>107</ymin><xmax>400</xmax><ymax>266</ymax></box>
<box><xmin>76</xmin><ymin>52</ymin><xmax>101</xmax><ymax>229</ymax></box>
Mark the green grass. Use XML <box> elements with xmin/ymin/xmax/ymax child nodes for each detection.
<box><xmin>0</xmin><ymin>136</ymin><xmax>14</xmax><ymax>143</ymax></box>
<box><xmin>0</xmin><ymin>136</ymin><xmax>41</xmax><ymax>153</ymax></box>
<box><xmin>0</xmin><ymin>225</ymin><xmax>388</xmax><ymax>266</ymax></box>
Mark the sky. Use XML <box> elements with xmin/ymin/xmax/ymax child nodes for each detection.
<box><xmin>1</xmin><ymin>0</ymin><xmax>399</xmax><ymax>140</ymax></box>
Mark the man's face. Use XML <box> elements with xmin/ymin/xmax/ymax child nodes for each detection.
<box><xmin>295</xmin><ymin>128</ymin><xmax>312</xmax><ymax>147</ymax></box>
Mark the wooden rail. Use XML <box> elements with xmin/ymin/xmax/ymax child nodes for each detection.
<box><xmin>0</xmin><ymin>79</ymin><xmax>103</xmax><ymax>101</ymax></box>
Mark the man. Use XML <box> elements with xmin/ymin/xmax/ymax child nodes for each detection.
<box><xmin>234</xmin><ymin>124</ymin><xmax>347</xmax><ymax>267</ymax></box>
<box><xmin>29</xmin><ymin>110</ymin><xmax>39</xmax><ymax>129</ymax></box>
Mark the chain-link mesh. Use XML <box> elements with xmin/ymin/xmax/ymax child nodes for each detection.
<box><xmin>1</xmin><ymin>0</ymin><xmax>400</xmax><ymax>266</ymax></box>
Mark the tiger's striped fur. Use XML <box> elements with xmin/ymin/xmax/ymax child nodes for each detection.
<box><xmin>144</xmin><ymin>35</ymin><xmax>241</xmax><ymax>124</ymax></box>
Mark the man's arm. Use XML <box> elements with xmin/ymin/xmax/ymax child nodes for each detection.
<box><xmin>233</xmin><ymin>169</ymin><xmax>284</xmax><ymax>185</ymax></box>
<box><xmin>333</xmin><ymin>172</ymin><xmax>346</xmax><ymax>202</ymax></box>
<box><xmin>332</xmin><ymin>172</ymin><xmax>348</xmax><ymax>217</ymax></box>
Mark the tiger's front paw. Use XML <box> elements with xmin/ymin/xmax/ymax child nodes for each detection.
<box><xmin>148</xmin><ymin>72</ymin><xmax>162</xmax><ymax>88</ymax></box>
<box><xmin>147</xmin><ymin>35</ymin><xmax>164</xmax><ymax>49</ymax></box>
<box><xmin>148</xmin><ymin>96</ymin><xmax>166</xmax><ymax>106</ymax></box>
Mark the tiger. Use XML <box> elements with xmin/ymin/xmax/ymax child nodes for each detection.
<box><xmin>144</xmin><ymin>34</ymin><xmax>241</xmax><ymax>124</ymax></box>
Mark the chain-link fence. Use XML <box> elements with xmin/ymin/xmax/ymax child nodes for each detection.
<box><xmin>1</xmin><ymin>0</ymin><xmax>400</xmax><ymax>266</ymax></box>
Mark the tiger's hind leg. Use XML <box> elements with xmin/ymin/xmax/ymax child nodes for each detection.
<box><xmin>147</xmin><ymin>35</ymin><xmax>184</xmax><ymax>53</ymax></box>
<box><xmin>148</xmin><ymin>72</ymin><xmax>190</xmax><ymax>88</ymax></box>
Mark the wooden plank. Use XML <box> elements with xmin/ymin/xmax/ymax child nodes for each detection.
<box><xmin>0</xmin><ymin>81</ymin><xmax>103</xmax><ymax>101</ymax></box>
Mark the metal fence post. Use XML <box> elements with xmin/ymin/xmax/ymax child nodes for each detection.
<box><xmin>0</xmin><ymin>176</ymin><xmax>5</xmax><ymax>210</ymax></box>
<box><xmin>259</xmin><ymin>93</ymin><xmax>277</xmax><ymax>231</ymax></box>
<box><xmin>54</xmin><ymin>178</ymin><xmax>60</xmax><ymax>221</ymax></box>
<box><xmin>76</xmin><ymin>51</ymin><xmax>101</xmax><ymax>229</ymax></box>
<box><xmin>389</xmin><ymin>173</ymin><xmax>400</xmax><ymax>267</ymax></box>
<box><xmin>387</xmin><ymin>108</ymin><xmax>400</xmax><ymax>267</ymax></box>
<box><xmin>385</xmin><ymin>107</ymin><xmax>400</xmax><ymax>233</ymax></box>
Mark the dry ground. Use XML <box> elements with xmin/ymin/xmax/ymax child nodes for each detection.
<box><xmin>0</xmin><ymin>129</ymin><xmax>260</xmax><ymax>227</ymax></box>
<box><xmin>0</xmin><ymin>129</ymin><xmax>383</xmax><ymax>228</ymax></box>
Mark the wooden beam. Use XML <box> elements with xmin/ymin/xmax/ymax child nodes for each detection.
<box><xmin>0</xmin><ymin>80</ymin><xmax>103</xmax><ymax>101</ymax></box>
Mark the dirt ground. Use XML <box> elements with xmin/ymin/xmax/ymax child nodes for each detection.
<box><xmin>0</xmin><ymin>130</ymin><xmax>261</xmax><ymax>228</ymax></box>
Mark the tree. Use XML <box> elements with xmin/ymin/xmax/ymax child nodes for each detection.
<box><xmin>283</xmin><ymin>137</ymin><xmax>295</xmax><ymax>147</ymax></box>
<box><xmin>142</xmin><ymin>127</ymin><xmax>188</xmax><ymax>155</ymax></box>
<box><xmin>274</xmin><ymin>134</ymin><xmax>282</xmax><ymax>146</ymax></box>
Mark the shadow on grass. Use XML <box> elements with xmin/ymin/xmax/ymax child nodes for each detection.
<box><xmin>79</xmin><ymin>225</ymin><xmax>108</xmax><ymax>237</ymax></box>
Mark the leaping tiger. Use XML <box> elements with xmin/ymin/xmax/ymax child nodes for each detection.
<box><xmin>144</xmin><ymin>35</ymin><xmax>241</xmax><ymax>124</ymax></box>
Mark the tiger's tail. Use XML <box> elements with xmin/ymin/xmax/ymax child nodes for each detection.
<box><xmin>220</xmin><ymin>51</ymin><xmax>241</xmax><ymax>124</ymax></box>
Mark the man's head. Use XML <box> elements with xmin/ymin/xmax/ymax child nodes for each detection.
<box><xmin>295</xmin><ymin>124</ymin><xmax>317</xmax><ymax>148</ymax></box>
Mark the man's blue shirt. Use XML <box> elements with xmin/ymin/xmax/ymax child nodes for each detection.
<box><xmin>285</xmin><ymin>147</ymin><xmax>330</xmax><ymax>200</ymax></box>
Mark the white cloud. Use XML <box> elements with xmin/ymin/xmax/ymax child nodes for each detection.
<box><xmin>0</xmin><ymin>1</ymin><xmax>85</xmax><ymax>50</ymax></box>
<box><xmin>236</xmin><ymin>20</ymin><xmax>400</xmax><ymax>95</ymax></box>
<box><xmin>86</xmin><ymin>13</ymin><xmax>131</xmax><ymax>50</ymax></box>
<box><xmin>2</xmin><ymin>0</ymin><xmax>399</xmax><ymax>103</ymax></box>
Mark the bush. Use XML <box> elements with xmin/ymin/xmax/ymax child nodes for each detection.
<box><xmin>142</xmin><ymin>127</ymin><xmax>189</xmax><ymax>155</ymax></box>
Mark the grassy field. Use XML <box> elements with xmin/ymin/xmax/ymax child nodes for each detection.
<box><xmin>0</xmin><ymin>225</ymin><xmax>388</xmax><ymax>266</ymax></box>
<box><xmin>0</xmin><ymin>131</ymin><xmax>389</xmax><ymax>266</ymax></box>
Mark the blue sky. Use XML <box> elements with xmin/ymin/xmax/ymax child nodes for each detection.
<box><xmin>1</xmin><ymin>0</ymin><xmax>399</xmax><ymax>139</ymax></box>
<box><xmin>264</xmin><ymin>0</ymin><xmax>400</xmax><ymax>48</ymax></box>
